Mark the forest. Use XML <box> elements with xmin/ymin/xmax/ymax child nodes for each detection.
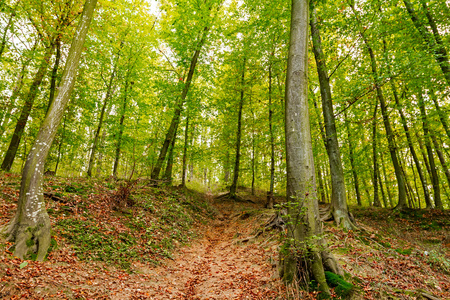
<box><xmin>0</xmin><ymin>0</ymin><xmax>449</xmax><ymax>299</ymax></box>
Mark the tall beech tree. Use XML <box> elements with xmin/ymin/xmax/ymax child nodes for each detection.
<box><xmin>1</xmin><ymin>0</ymin><xmax>97</xmax><ymax>260</ymax></box>
<box><xmin>281</xmin><ymin>0</ymin><xmax>341</xmax><ymax>295</ymax></box>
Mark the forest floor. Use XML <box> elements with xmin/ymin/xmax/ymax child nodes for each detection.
<box><xmin>0</xmin><ymin>172</ymin><xmax>449</xmax><ymax>299</ymax></box>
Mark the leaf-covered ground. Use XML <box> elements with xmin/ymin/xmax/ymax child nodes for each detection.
<box><xmin>1</xmin><ymin>172</ymin><xmax>449</xmax><ymax>299</ymax></box>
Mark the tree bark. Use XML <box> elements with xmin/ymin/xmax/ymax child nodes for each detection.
<box><xmin>47</xmin><ymin>38</ymin><xmax>62</xmax><ymax>114</ymax></box>
<box><xmin>1</xmin><ymin>45</ymin><xmax>55</xmax><ymax>171</ymax></box>
<box><xmin>230</xmin><ymin>57</ymin><xmax>245</xmax><ymax>198</ymax></box>
<box><xmin>1</xmin><ymin>0</ymin><xmax>97</xmax><ymax>260</ymax></box>
<box><xmin>151</xmin><ymin>26</ymin><xmax>209</xmax><ymax>180</ymax></box>
<box><xmin>266</xmin><ymin>62</ymin><xmax>275</xmax><ymax>208</ymax></box>
<box><xmin>281</xmin><ymin>0</ymin><xmax>340</xmax><ymax>295</ymax></box>
<box><xmin>113</xmin><ymin>78</ymin><xmax>131</xmax><ymax>177</ymax></box>
<box><xmin>0</xmin><ymin>0</ymin><xmax>19</xmax><ymax>59</ymax></box>
<box><xmin>310</xmin><ymin>6</ymin><xmax>355</xmax><ymax>229</ymax></box>
<box><xmin>431</xmin><ymin>134</ymin><xmax>450</xmax><ymax>190</ymax></box>
<box><xmin>418</xmin><ymin>93</ymin><xmax>442</xmax><ymax>209</ymax></box>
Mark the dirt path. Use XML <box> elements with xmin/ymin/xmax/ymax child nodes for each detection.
<box><xmin>123</xmin><ymin>200</ymin><xmax>284</xmax><ymax>300</ymax></box>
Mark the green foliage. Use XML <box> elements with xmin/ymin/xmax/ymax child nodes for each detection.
<box><xmin>394</xmin><ymin>248</ymin><xmax>412</xmax><ymax>256</ymax></box>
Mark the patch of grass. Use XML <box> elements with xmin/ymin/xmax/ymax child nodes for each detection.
<box><xmin>394</xmin><ymin>248</ymin><xmax>412</xmax><ymax>255</ymax></box>
<box><xmin>325</xmin><ymin>271</ymin><xmax>354</xmax><ymax>299</ymax></box>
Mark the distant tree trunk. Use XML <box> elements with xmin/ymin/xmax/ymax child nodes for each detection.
<box><xmin>163</xmin><ymin>135</ymin><xmax>176</xmax><ymax>184</ymax></box>
<box><xmin>377</xmin><ymin>164</ymin><xmax>387</xmax><ymax>208</ymax></box>
<box><xmin>431</xmin><ymin>134</ymin><xmax>450</xmax><ymax>189</ymax></box>
<box><xmin>416</xmin><ymin>131</ymin><xmax>432</xmax><ymax>176</ymax></box>
<box><xmin>430</xmin><ymin>92</ymin><xmax>450</xmax><ymax>141</ymax></box>
<box><xmin>393</xmin><ymin>87</ymin><xmax>433</xmax><ymax>208</ymax></box>
<box><xmin>0</xmin><ymin>0</ymin><xmax>19</xmax><ymax>59</ymax></box>
<box><xmin>230</xmin><ymin>57</ymin><xmax>245</xmax><ymax>198</ymax></box>
<box><xmin>281</xmin><ymin>0</ymin><xmax>341</xmax><ymax>294</ymax></box>
<box><xmin>1</xmin><ymin>0</ymin><xmax>97</xmax><ymax>260</ymax></box>
<box><xmin>372</xmin><ymin>98</ymin><xmax>381</xmax><ymax>207</ymax></box>
<box><xmin>223</xmin><ymin>151</ymin><xmax>230</xmax><ymax>184</ymax></box>
<box><xmin>317</xmin><ymin>164</ymin><xmax>326</xmax><ymax>203</ymax></box>
<box><xmin>344</xmin><ymin>110</ymin><xmax>362</xmax><ymax>206</ymax></box>
<box><xmin>87</xmin><ymin>49</ymin><xmax>121</xmax><ymax>177</ymax></box>
<box><xmin>402</xmin><ymin>0</ymin><xmax>450</xmax><ymax>85</ymax></box>
<box><xmin>351</xmin><ymin>5</ymin><xmax>407</xmax><ymax>209</ymax></box>
<box><xmin>54</xmin><ymin>114</ymin><xmax>66</xmax><ymax>175</ymax></box>
<box><xmin>380</xmin><ymin>153</ymin><xmax>394</xmax><ymax>208</ymax></box>
<box><xmin>310</xmin><ymin>6</ymin><xmax>355</xmax><ymax>229</ymax></box>
<box><xmin>1</xmin><ymin>45</ymin><xmax>55</xmax><ymax>171</ymax></box>
<box><xmin>47</xmin><ymin>38</ymin><xmax>61</xmax><ymax>114</ymax></box>
<box><xmin>181</xmin><ymin>114</ymin><xmax>190</xmax><ymax>187</ymax></box>
<box><xmin>266</xmin><ymin>62</ymin><xmax>275</xmax><ymax>208</ymax></box>
<box><xmin>151</xmin><ymin>27</ymin><xmax>209</xmax><ymax>181</ymax></box>
<box><xmin>418</xmin><ymin>93</ymin><xmax>443</xmax><ymax>209</ymax></box>
<box><xmin>113</xmin><ymin>79</ymin><xmax>131</xmax><ymax>177</ymax></box>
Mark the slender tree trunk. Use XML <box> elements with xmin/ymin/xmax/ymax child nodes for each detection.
<box><xmin>281</xmin><ymin>0</ymin><xmax>341</xmax><ymax>294</ymax></box>
<box><xmin>181</xmin><ymin>114</ymin><xmax>190</xmax><ymax>187</ymax></box>
<box><xmin>431</xmin><ymin>134</ymin><xmax>450</xmax><ymax>189</ymax></box>
<box><xmin>418</xmin><ymin>93</ymin><xmax>443</xmax><ymax>209</ymax></box>
<box><xmin>372</xmin><ymin>98</ymin><xmax>381</xmax><ymax>207</ymax></box>
<box><xmin>47</xmin><ymin>38</ymin><xmax>61</xmax><ymax>114</ymax></box>
<box><xmin>113</xmin><ymin>79</ymin><xmax>131</xmax><ymax>177</ymax></box>
<box><xmin>163</xmin><ymin>136</ymin><xmax>176</xmax><ymax>184</ymax></box>
<box><xmin>393</xmin><ymin>87</ymin><xmax>433</xmax><ymax>207</ymax></box>
<box><xmin>344</xmin><ymin>110</ymin><xmax>362</xmax><ymax>206</ymax></box>
<box><xmin>410</xmin><ymin>155</ymin><xmax>421</xmax><ymax>209</ymax></box>
<box><xmin>54</xmin><ymin>114</ymin><xmax>66</xmax><ymax>175</ymax></box>
<box><xmin>351</xmin><ymin>5</ymin><xmax>407</xmax><ymax>209</ymax></box>
<box><xmin>230</xmin><ymin>57</ymin><xmax>245</xmax><ymax>197</ymax></box>
<box><xmin>0</xmin><ymin>0</ymin><xmax>19</xmax><ymax>59</ymax></box>
<box><xmin>430</xmin><ymin>92</ymin><xmax>450</xmax><ymax>141</ymax></box>
<box><xmin>87</xmin><ymin>49</ymin><xmax>121</xmax><ymax>177</ymax></box>
<box><xmin>377</xmin><ymin>163</ymin><xmax>387</xmax><ymax>208</ymax></box>
<box><xmin>381</xmin><ymin>152</ymin><xmax>394</xmax><ymax>208</ymax></box>
<box><xmin>310</xmin><ymin>6</ymin><xmax>354</xmax><ymax>229</ymax></box>
<box><xmin>417</xmin><ymin>131</ymin><xmax>432</xmax><ymax>176</ymax></box>
<box><xmin>1</xmin><ymin>0</ymin><xmax>97</xmax><ymax>260</ymax></box>
<box><xmin>266</xmin><ymin>62</ymin><xmax>276</xmax><ymax>208</ymax></box>
<box><xmin>151</xmin><ymin>27</ymin><xmax>209</xmax><ymax>180</ymax></box>
<box><xmin>402</xmin><ymin>0</ymin><xmax>450</xmax><ymax>85</ymax></box>
<box><xmin>1</xmin><ymin>45</ymin><xmax>55</xmax><ymax>171</ymax></box>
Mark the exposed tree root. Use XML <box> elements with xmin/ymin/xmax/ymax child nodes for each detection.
<box><xmin>214</xmin><ymin>192</ymin><xmax>255</xmax><ymax>203</ymax></box>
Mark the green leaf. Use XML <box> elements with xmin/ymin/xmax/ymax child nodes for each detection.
<box><xmin>19</xmin><ymin>261</ymin><xmax>28</xmax><ymax>269</ymax></box>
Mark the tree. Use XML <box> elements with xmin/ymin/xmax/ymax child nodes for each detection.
<box><xmin>281</xmin><ymin>0</ymin><xmax>341</xmax><ymax>296</ymax></box>
<box><xmin>1</xmin><ymin>0</ymin><xmax>97</xmax><ymax>260</ymax></box>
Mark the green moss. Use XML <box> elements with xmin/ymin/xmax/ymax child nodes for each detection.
<box><xmin>395</xmin><ymin>248</ymin><xmax>412</xmax><ymax>255</ymax></box>
<box><xmin>26</xmin><ymin>238</ymin><xmax>35</xmax><ymax>248</ymax></box>
<box><xmin>325</xmin><ymin>271</ymin><xmax>354</xmax><ymax>299</ymax></box>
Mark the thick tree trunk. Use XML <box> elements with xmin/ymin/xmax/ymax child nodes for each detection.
<box><xmin>344</xmin><ymin>110</ymin><xmax>362</xmax><ymax>206</ymax></box>
<box><xmin>418</xmin><ymin>94</ymin><xmax>442</xmax><ymax>209</ymax></box>
<box><xmin>1</xmin><ymin>0</ymin><xmax>97</xmax><ymax>260</ymax></box>
<box><xmin>163</xmin><ymin>135</ymin><xmax>176</xmax><ymax>184</ymax></box>
<box><xmin>310</xmin><ymin>6</ymin><xmax>355</xmax><ymax>229</ymax></box>
<box><xmin>151</xmin><ymin>27</ymin><xmax>209</xmax><ymax>181</ymax></box>
<box><xmin>352</xmin><ymin>5</ymin><xmax>407</xmax><ymax>209</ymax></box>
<box><xmin>281</xmin><ymin>0</ymin><xmax>340</xmax><ymax>295</ymax></box>
<box><xmin>230</xmin><ymin>57</ymin><xmax>245</xmax><ymax>197</ymax></box>
<box><xmin>1</xmin><ymin>45</ymin><xmax>55</xmax><ymax>171</ymax></box>
<box><xmin>87</xmin><ymin>49</ymin><xmax>121</xmax><ymax>177</ymax></box>
<box><xmin>403</xmin><ymin>0</ymin><xmax>450</xmax><ymax>85</ymax></box>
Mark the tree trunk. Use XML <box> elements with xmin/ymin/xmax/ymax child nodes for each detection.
<box><xmin>281</xmin><ymin>0</ymin><xmax>340</xmax><ymax>295</ymax></box>
<box><xmin>181</xmin><ymin>114</ymin><xmax>190</xmax><ymax>187</ymax></box>
<box><xmin>1</xmin><ymin>45</ymin><xmax>55</xmax><ymax>171</ymax></box>
<box><xmin>113</xmin><ymin>78</ymin><xmax>131</xmax><ymax>177</ymax></box>
<box><xmin>418</xmin><ymin>93</ymin><xmax>442</xmax><ymax>209</ymax></box>
<box><xmin>431</xmin><ymin>134</ymin><xmax>450</xmax><ymax>190</ymax></box>
<box><xmin>372</xmin><ymin>98</ymin><xmax>381</xmax><ymax>207</ymax></box>
<box><xmin>1</xmin><ymin>0</ymin><xmax>97</xmax><ymax>260</ymax></box>
<box><xmin>54</xmin><ymin>114</ymin><xmax>66</xmax><ymax>175</ymax></box>
<box><xmin>344</xmin><ymin>110</ymin><xmax>362</xmax><ymax>206</ymax></box>
<box><xmin>266</xmin><ymin>62</ymin><xmax>275</xmax><ymax>208</ymax></box>
<box><xmin>47</xmin><ymin>38</ymin><xmax>61</xmax><ymax>115</ymax></box>
<box><xmin>393</xmin><ymin>87</ymin><xmax>433</xmax><ymax>208</ymax></box>
<box><xmin>163</xmin><ymin>134</ymin><xmax>176</xmax><ymax>184</ymax></box>
<box><xmin>87</xmin><ymin>48</ymin><xmax>121</xmax><ymax>177</ymax></box>
<box><xmin>0</xmin><ymin>0</ymin><xmax>19</xmax><ymax>59</ymax></box>
<box><xmin>351</xmin><ymin>5</ymin><xmax>407</xmax><ymax>209</ymax></box>
<box><xmin>430</xmin><ymin>92</ymin><xmax>450</xmax><ymax>141</ymax></box>
<box><xmin>310</xmin><ymin>7</ymin><xmax>354</xmax><ymax>228</ymax></box>
<box><xmin>151</xmin><ymin>26</ymin><xmax>209</xmax><ymax>180</ymax></box>
<box><xmin>230</xmin><ymin>57</ymin><xmax>245</xmax><ymax>198</ymax></box>
<box><xmin>402</xmin><ymin>0</ymin><xmax>450</xmax><ymax>85</ymax></box>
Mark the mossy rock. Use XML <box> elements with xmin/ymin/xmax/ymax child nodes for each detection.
<box><xmin>325</xmin><ymin>271</ymin><xmax>354</xmax><ymax>299</ymax></box>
